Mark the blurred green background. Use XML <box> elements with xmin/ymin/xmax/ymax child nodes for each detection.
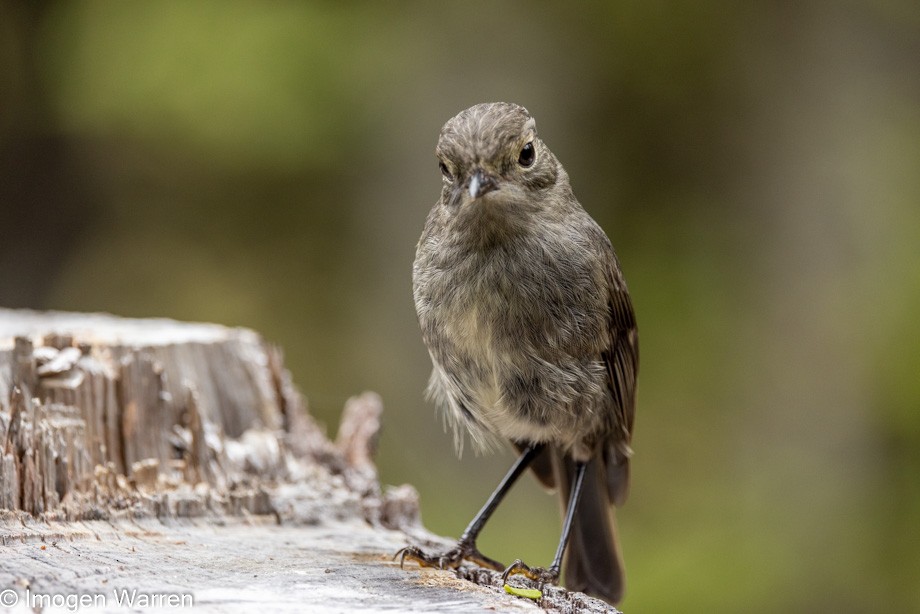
<box><xmin>2</xmin><ymin>1</ymin><xmax>919</xmax><ymax>611</ymax></box>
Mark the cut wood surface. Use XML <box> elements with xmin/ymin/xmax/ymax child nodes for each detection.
<box><xmin>0</xmin><ymin>309</ymin><xmax>618</xmax><ymax>613</ymax></box>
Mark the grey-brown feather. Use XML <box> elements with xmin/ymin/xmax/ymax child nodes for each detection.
<box><xmin>413</xmin><ymin>102</ymin><xmax>638</xmax><ymax>603</ymax></box>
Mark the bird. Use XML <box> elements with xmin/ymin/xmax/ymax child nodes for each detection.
<box><xmin>398</xmin><ymin>102</ymin><xmax>639</xmax><ymax>605</ymax></box>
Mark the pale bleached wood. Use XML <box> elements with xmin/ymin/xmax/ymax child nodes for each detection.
<box><xmin>1</xmin><ymin>309</ymin><xmax>300</xmax><ymax>520</ymax></box>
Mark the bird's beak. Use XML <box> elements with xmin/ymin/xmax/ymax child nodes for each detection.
<box><xmin>468</xmin><ymin>168</ymin><xmax>498</xmax><ymax>199</ymax></box>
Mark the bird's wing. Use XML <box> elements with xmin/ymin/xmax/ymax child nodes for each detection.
<box><xmin>603</xmin><ymin>260</ymin><xmax>639</xmax><ymax>507</ymax></box>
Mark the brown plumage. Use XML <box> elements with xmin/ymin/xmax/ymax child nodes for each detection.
<box><xmin>403</xmin><ymin>102</ymin><xmax>639</xmax><ymax>605</ymax></box>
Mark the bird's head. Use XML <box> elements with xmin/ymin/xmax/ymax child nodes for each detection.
<box><xmin>435</xmin><ymin>103</ymin><xmax>566</xmax><ymax>213</ymax></box>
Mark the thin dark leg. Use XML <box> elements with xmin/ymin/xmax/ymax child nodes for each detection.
<box><xmin>548</xmin><ymin>460</ymin><xmax>588</xmax><ymax>574</ymax></box>
<box><xmin>459</xmin><ymin>443</ymin><xmax>544</xmax><ymax>545</ymax></box>
<box><xmin>397</xmin><ymin>443</ymin><xmax>544</xmax><ymax>571</ymax></box>
<box><xmin>502</xmin><ymin>460</ymin><xmax>588</xmax><ymax>586</ymax></box>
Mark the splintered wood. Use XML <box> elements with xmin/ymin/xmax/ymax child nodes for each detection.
<box><xmin>0</xmin><ymin>309</ymin><xmax>384</xmax><ymax>525</ymax></box>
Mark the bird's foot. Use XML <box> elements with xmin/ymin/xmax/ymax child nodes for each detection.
<box><xmin>395</xmin><ymin>541</ymin><xmax>504</xmax><ymax>571</ymax></box>
<box><xmin>501</xmin><ymin>559</ymin><xmax>560</xmax><ymax>587</ymax></box>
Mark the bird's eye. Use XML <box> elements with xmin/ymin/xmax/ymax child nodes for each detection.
<box><xmin>439</xmin><ymin>161</ymin><xmax>453</xmax><ymax>181</ymax></box>
<box><xmin>518</xmin><ymin>142</ymin><xmax>536</xmax><ymax>167</ymax></box>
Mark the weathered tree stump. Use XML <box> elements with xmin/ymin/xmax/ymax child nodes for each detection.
<box><xmin>0</xmin><ymin>309</ymin><xmax>618</xmax><ymax>613</ymax></box>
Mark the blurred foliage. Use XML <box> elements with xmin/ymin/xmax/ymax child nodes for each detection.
<box><xmin>2</xmin><ymin>1</ymin><xmax>919</xmax><ymax>611</ymax></box>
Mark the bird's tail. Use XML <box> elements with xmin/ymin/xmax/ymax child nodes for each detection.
<box><xmin>553</xmin><ymin>452</ymin><xmax>626</xmax><ymax>605</ymax></box>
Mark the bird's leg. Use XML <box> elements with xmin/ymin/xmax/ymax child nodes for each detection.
<box><xmin>396</xmin><ymin>443</ymin><xmax>544</xmax><ymax>572</ymax></box>
<box><xmin>502</xmin><ymin>460</ymin><xmax>588</xmax><ymax>587</ymax></box>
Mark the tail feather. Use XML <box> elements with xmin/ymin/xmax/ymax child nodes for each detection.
<box><xmin>552</xmin><ymin>451</ymin><xmax>625</xmax><ymax>605</ymax></box>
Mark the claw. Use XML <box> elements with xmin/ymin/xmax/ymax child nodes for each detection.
<box><xmin>395</xmin><ymin>545</ymin><xmax>441</xmax><ymax>569</ymax></box>
<box><xmin>394</xmin><ymin>541</ymin><xmax>504</xmax><ymax>572</ymax></box>
<box><xmin>502</xmin><ymin>559</ymin><xmax>559</xmax><ymax>586</ymax></box>
<box><xmin>395</xmin><ymin>546</ymin><xmax>408</xmax><ymax>568</ymax></box>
